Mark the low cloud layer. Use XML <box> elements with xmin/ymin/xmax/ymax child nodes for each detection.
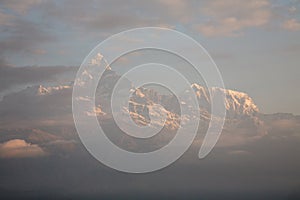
<box><xmin>0</xmin><ymin>139</ymin><xmax>46</xmax><ymax>158</ymax></box>
<box><xmin>0</xmin><ymin>65</ymin><xmax>76</xmax><ymax>94</ymax></box>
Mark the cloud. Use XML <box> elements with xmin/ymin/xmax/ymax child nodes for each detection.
<box><xmin>0</xmin><ymin>1</ymin><xmax>156</xmax><ymax>63</ymax></box>
<box><xmin>288</xmin><ymin>6</ymin><xmax>297</xmax><ymax>14</ymax></box>
<box><xmin>227</xmin><ymin>150</ymin><xmax>253</xmax><ymax>156</ymax></box>
<box><xmin>0</xmin><ymin>10</ymin><xmax>14</xmax><ymax>26</ymax></box>
<box><xmin>0</xmin><ymin>139</ymin><xmax>46</xmax><ymax>158</ymax></box>
<box><xmin>0</xmin><ymin>0</ymin><xmax>289</xmax><ymax>65</ymax></box>
<box><xmin>0</xmin><ymin>19</ymin><xmax>55</xmax><ymax>57</ymax></box>
<box><xmin>197</xmin><ymin>0</ymin><xmax>271</xmax><ymax>37</ymax></box>
<box><xmin>156</xmin><ymin>0</ymin><xmax>188</xmax><ymax>19</ymax></box>
<box><xmin>282</xmin><ymin>18</ymin><xmax>300</xmax><ymax>31</ymax></box>
<box><xmin>36</xmin><ymin>0</ymin><xmax>175</xmax><ymax>31</ymax></box>
<box><xmin>0</xmin><ymin>65</ymin><xmax>76</xmax><ymax>93</ymax></box>
<box><xmin>0</xmin><ymin>0</ymin><xmax>42</xmax><ymax>15</ymax></box>
<box><xmin>31</xmin><ymin>49</ymin><xmax>47</xmax><ymax>55</ymax></box>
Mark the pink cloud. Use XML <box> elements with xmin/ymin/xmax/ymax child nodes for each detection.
<box><xmin>0</xmin><ymin>139</ymin><xmax>46</xmax><ymax>158</ymax></box>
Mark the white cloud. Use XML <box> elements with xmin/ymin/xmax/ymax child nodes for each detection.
<box><xmin>0</xmin><ymin>139</ymin><xmax>46</xmax><ymax>158</ymax></box>
<box><xmin>197</xmin><ymin>0</ymin><xmax>271</xmax><ymax>37</ymax></box>
<box><xmin>282</xmin><ymin>18</ymin><xmax>300</xmax><ymax>31</ymax></box>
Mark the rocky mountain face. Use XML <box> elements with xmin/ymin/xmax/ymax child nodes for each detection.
<box><xmin>89</xmin><ymin>68</ymin><xmax>266</xmax><ymax>137</ymax></box>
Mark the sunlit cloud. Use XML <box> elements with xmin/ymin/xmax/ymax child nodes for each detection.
<box><xmin>196</xmin><ymin>0</ymin><xmax>271</xmax><ymax>37</ymax></box>
<box><xmin>282</xmin><ymin>18</ymin><xmax>300</xmax><ymax>31</ymax></box>
<box><xmin>0</xmin><ymin>139</ymin><xmax>46</xmax><ymax>158</ymax></box>
<box><xmin>31</xmin><ymin>49</ymin><xmax>47</xmax><ymax>55</ymax></box>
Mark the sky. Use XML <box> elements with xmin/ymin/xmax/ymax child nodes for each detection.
<box><xmin>0</xmin><ymin>0</ymin><xmax>300</xmax><ymax>114</ymax></box>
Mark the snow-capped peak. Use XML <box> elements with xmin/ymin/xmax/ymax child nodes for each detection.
<box><xmin>191</xmin><ymin>83</ymin><xmax>259</xmax><ymax>116</ymax></box>
<box><xmin>37</xmin><ymin>85</ymin><xmax>71</xmax><ymax>96</ymax></box>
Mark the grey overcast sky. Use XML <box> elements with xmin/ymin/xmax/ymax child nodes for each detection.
<box><xmin>0</xmin><ymin>0</ymin><xmax>299</xmax><ymax>114</ymax></box>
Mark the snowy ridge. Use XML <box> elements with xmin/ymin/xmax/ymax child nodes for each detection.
<box><xmin>191</xmin><ymin>83</ymin><xmax>259</xmax><ymax>117</ymax></box>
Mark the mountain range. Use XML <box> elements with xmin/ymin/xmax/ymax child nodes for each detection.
<box><xmin>0</xmin><ymin>67</ymin><xmax>299</xmax><ymax>155</ymax></box>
